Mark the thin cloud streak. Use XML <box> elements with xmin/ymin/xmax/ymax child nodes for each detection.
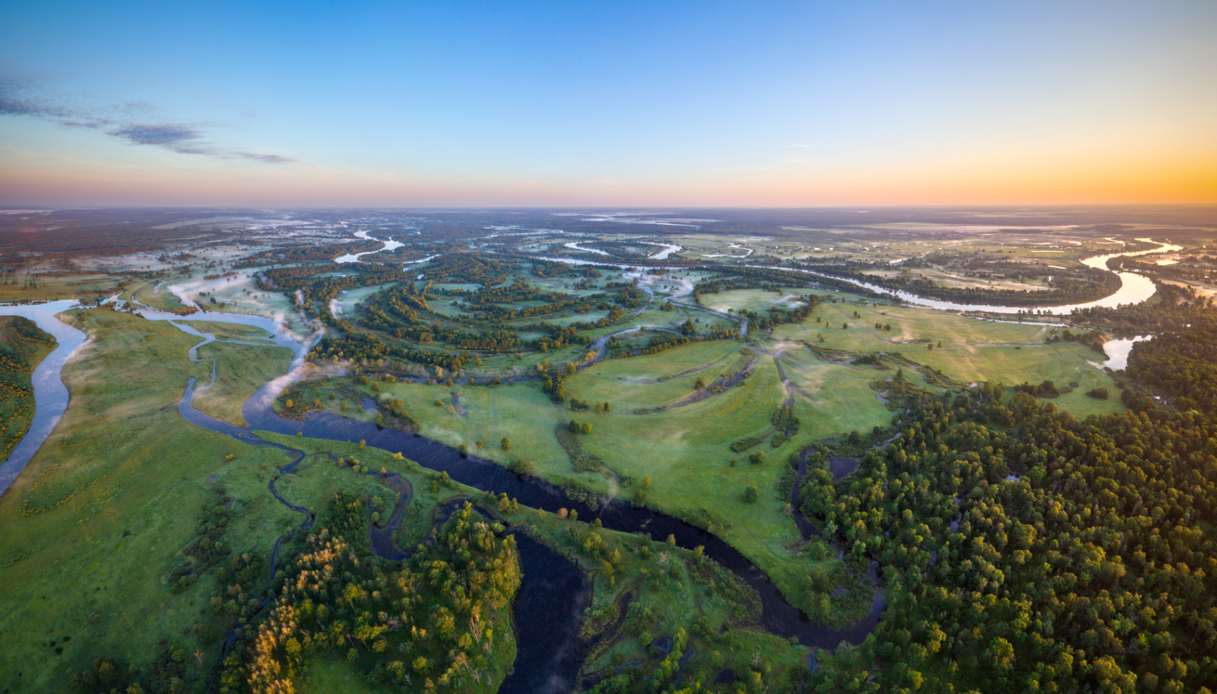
<box><xmin>0</xmin><ymin>87</ymin><xmax>293</xmax><ymax>164</ymax></box>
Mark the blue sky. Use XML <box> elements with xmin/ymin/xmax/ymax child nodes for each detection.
<box><xmin>1</xmin><ymin>1</ymin><xmax>1214</xmax><ymax>206</ymax></box>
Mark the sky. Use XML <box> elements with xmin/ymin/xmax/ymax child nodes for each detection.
<box><xmin>1</xmin><ymin>1</ymin><xmax>1214</xmax><ymax>208</ymax></box>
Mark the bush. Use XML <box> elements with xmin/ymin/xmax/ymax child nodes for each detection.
<box><xmin>743</xmin><ymin>484</ymin><xmax>759</xmax><ymax>503</ymax></box>
<box><xmin>1086</xmin><ymin>387</ymin><xmax>1109</xmax><ymax>400</ymax></box>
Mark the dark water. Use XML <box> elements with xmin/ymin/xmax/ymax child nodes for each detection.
<box><xmin>500</xmin><ymin>533</ymin><xmax>590</xmax><ymax>694</ymax></box>
<box><xmin>148</xmin><ymin>309</ymin><xmax>885</xmax><ymax>689</ymax></box>
<box><xmin>242</xmin><ymin>394</ymin><xmax>884</xmax><ymax>650</ymax></box>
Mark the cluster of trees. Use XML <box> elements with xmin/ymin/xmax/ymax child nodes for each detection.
<box><xmin>321</xmin><ymin>256</ymin><xmax>654</xmax><ymax>372</ymax></box>
<box><xmin>167</xmin><ymin>485</ymin><xmax>235</xmax><ymax>593</ymax></box>
<box><xmin>1047</xmin><ymin>328</ymin><xmax>1106</xmax><ymax>353</ymax></box>
<box><xmin>769</xmin><ymin>401</ymin><xmax>800</xmax><ymax>447</ymax></box>
<box><xmin>259</xmin><ymin>262</ymin><xmax>404</xmax><ymax>322</ymax></box>
<box><xmin>804</xmin><ymin>323</ymin><xmax>1217</xmax><ymax>691</ymax></box>
<box><xmin>736</xmin><ymin>293</ymin><xmax>821</xmax><ymax>332</ymax></box>
<box><xmin>73</xmin><ymin>641</ymin><xmax>196</xmax><ymax>693</ymax></box>
<box><xmin>569</xmin><ymin>398</ymin><xmax>611</xmax><ymax>413</ymax></box>
<box><xmin>1012</xmin><ymin>379</ymin><xmax>1062</xmax><ymax>398</ymax></box>
<box><xmin>221</xmin><ymin>497</ymin><xmax>521</xmax><ymax>692</ymax></box>
<box><xmin>535</xmin><ymin>354</ymin><xmax>596</xmax><ymax>403</ymax></box>
<box><xmin>416</xmin><ymin>254</ymin><xmax>515</xmax><ymax>287</ymax></box>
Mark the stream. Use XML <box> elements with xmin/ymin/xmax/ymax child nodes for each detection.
<box><xmin>747</xmin><ymin>237</ymin><xmax>1182</xmax><ymax>316</ymax></box>
<box><xmin>334</xmin><ymin>229</ymin><xmax>405</xmax><ymax>264</ymax></box>
<box><xmin>128</xmin><ymin>308</ymin><xmax>885</xmax><ymax>690</ymax></box>
<box><xmin>0</xmin><ymin>300</ymin><xmax>88</xmax><ymax>496</ymax></box>
<box><xmin>0</xmin><ymin>235</ymin><xmax>1181</xmax><ymax>685</ymax></box>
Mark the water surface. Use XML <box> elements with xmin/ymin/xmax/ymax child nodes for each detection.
<box><xmin>0</xmin><ymin>300</ymin><xmax>88</xmax><ymax>495</ymax></box>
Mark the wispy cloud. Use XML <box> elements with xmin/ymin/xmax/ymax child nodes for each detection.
<box><xmin>0</xmin><ymin>86</ymin><xmax>293</xmax><ymax>164</ymax></box>
<box><xmin>110</xmin><ymin>123</ymin><xmax>206</xmax><ymax>151</ymax></box>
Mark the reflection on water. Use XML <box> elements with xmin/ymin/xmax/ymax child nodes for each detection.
<box><xmin>749</xmin><ymin>238</ymin><xmax>1181</xmax><ymax>316</ymax></box>
<box><xmin>1092</xmin><ymin>335</ymin><xmax>1152</xmax><ymax>371</ymax></box>
<box><xmin>0</xmin><ymin>300</ymin><xmax>88</xmax><ymax>495</ymax></box>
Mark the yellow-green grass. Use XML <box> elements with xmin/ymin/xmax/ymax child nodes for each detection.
<box><xmin>508</xmin><ymin>499</ymin><xmax>811</xmax><ymax>689</ymax></box>
<box><xmin>242</xmin><ymin>433</ymin><xmax>521</xmax><ymax>693</ymax></box>
<box><xmin>570</xmin><ymin>340</ymin><xmax>747</xmax><ymax>410</ymax></box>
<box><xmin>187</xmin><ymin>320</ymin><xmax>280</xmax><ymax>342</ymax></box>
<box><xmin>0</xmin><ymin>309</ymin><xmax>300</xmax><ymax>692</ymax></box>
<box><xmin>270</xmin><ymin>431</ymin><xmax>812</xmax><ymax>690</ymax></box>
<box><xmin>0</xmin><ymin>273</ymin><xmax>122</xmax><ymax>302</ymax></box>
<box><xmin>299</xmin><ymin>658</ymin><xmax>381</xmax><ymax>694</ymax></box>
<box><xmin>772</xmin><ymin>299</ymin><xmax>1124</xmax><ymax>418</ymax></box>
<box><xmin>190</xmin><ymin>340</ymin><xmax>293</xmax><ymax>426</ymax></box>
<box><xmin>124</xmin><ymin>278</ymin><xmax>188</xmax><ymax>311</ymax></box>
<box><xmin>376</xmin><ymin>379</ymin><xmax>595</xmax><ymax>487</ymax></box>
<box><xmin>697</xmin><ymin>287</ymin><xmax>811</xmax><ymax>314</ymax></box>
<box><xmin>373</xmin><ymin>340</ymin><xmax>891</xmax><ymax>620</ymax></box>
<box><xmin>581</xmin><ymin>305</ymin><xmax>734</xmax><ymax>340</ymax></box>
<box><xmin>569</xmin><ymin>356</ymin><xmax>882</xmax><ymax>609</ymax></box>
<box><xmin>777</xmin><ymin>349</ymin><xmax>896</xmax><ymax>437</ymax></box>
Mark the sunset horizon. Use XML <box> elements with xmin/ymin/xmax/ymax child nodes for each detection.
<box><xmin>4</xmin><ymin>2</ymin><xmax>1215</xmax><ymax>208</ymax></box>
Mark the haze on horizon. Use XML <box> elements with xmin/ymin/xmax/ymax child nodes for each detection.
<box><xmin>1</xmin><ymin>1</ymin><xmax>1214</xmax><ymax>209</ymax></box>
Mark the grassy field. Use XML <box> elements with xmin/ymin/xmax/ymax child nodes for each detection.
<box><xmin>368</xmin><ymin>338</ymin><xmax>892</xmax><ymax>623</ymax></box>
<box><xmin>776</xmin><ymin>347</ymin><xmax>896</xmax><ymax>437</ymax></box>
<box><xmin>697</xmin><ymin>287</ymin><xmax>810</xmax><ymax>314</ymax></box>
<box><xmin>0</xmin><ymin>273</ymin><xmax>123</xmax><ymax>302</ymax></box>
<box><xmin>771</xmin><ymin>297</ymin><xmax>1124</xmax><ymax>418</ymax></box>
<box><xmin>0</xmin><ymin>308</ymin><xmax>524</xmax><ymax>692</ymax></box>
<box><xmin>0</xmin><ymin>308</ymin><xmax>300</xmax><ymax>692</ymax></box>
<box><xmin>187</xmin><ymin>320</ymin><xmax>280</xmax><ymax>342</ymax></box>
<box><xmin>124</xmin><ymin>278</ymin><xmax>189</xmax><ymax>311</ymax></box>
<box><xmin>505</xmin><ymin>499</ymin><xmax>812</xmax><ymax>690</ymax></box>
<box><xmin>189</xmin><ymin>339</ymin><xmax>293</xmax><ymax>425</ymax></box>
<box><xmin>376</xmin><ymin>379</ymin><xmax>589</xmax><ymax>485</ymax></box>
<box><xmin>0</xmin><ymin>316</ymin><xmax>56</xmax><ymax>461</ymax></box>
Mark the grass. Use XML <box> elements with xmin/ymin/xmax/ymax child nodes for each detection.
<box><xmin>190</xmin><ymin>340</ymin><xmax>293</xmax><ymax>426</ymax></box>
<box><xmin>376</xmin><ymin>379</ymin><xmax>590</xmax><ymax>485</ymax></box>
<box><xmin>503</xmin><ymin>502</ymin><xmax>812</xmax><ymax>690</ymax></box>
<box><xmin>697</xmin><ymin>287</ymin><xmax>810</xmax><ymax>314</ymax></box>
<box><xmin>274</xmin><ymin>428</ymin><xmax>816</xmax><ymax>690</ymax></box>
<box><xmin>274</xmin><ymin>429</ymin><xmax>816</xmax><ymax>690</ymax></box>
<box><xmin>771</xmin><ymin>298</ymin><xmax>1125</xmax><ymax>418</ymax></box>
<box><xmin>0</xmin><ymin>273</ymin><xmax>122</xmax><ymax>302</ymax></box>
<box><xmin>776</xmin><ymin>348</ymin><xmax>896</xmax><ymax>437</ymax></box>
<box><xmin>298</xmin><ymin>657</ymin><xmax>381</xmax><ymax>694</ymax></box>
<box><xmin>0</xmin><ymin>308</ymin><xmax>299</xmax><ymax>692</ymax></box>
<box><xmin>124</xmin><ymin>279</ymin><xmax>188</xmax><ymax>311</ymax></box>
<box><xmin>187</xmin><ymin>320</ymin><xmax>280</xmax><ymax>342</ymax></box>
<box><xmin>366</xmin><ymin>339</ymin><xmax>891</xmax><ymax>623</ymax></box>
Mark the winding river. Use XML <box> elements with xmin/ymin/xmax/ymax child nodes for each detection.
<box><xmin>0</xmin><ymin>234</ymin><xmax>1182</xmax><ymax>686</ymax></box>
<box><xmin>748</xmin><ymin>237</ymin><xmax>1182</xmax><ymax>316</ymax></box>
<box><xmin>334</xmin><ymin>229</ymin><xmax>405</xmax><ymax>264</ymax></box>
<box><xmin>125</xmin><ymin>308</ymin><xmax>879</xmax><ymax>690</ymax></box>
<box><xmin>0</xmin><ymin>300</ymin><xmax>88</xmax><ymax>495</ymax></box>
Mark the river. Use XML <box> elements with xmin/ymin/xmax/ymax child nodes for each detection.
<box><xmin>0</xmin><ymin>235</ymin><xmax>1180</xmax><ymax>683</ymax></box>
<box><xmin>748</xmin><ymin>237</ymin><xmax>1182</xmax><ymax>316</ymax></box>
<box><xmin>334</xmin><ymin>229</ymin><xmax>406</xmax><ymax>264</ymax></box>
<box><xmin>0</xmin><ymin>300</ymin><xmax>88</xmax><ymax>496</ymax></box>
<box><xmin>132</xmin><ymin>308</ymin><xmax>880</xmax><ymax>686</ymax></box>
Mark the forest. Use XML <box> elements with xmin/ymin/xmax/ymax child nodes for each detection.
<box><xmin>801</xmin><ymin>304</ymin><xmax>1217</xmax><ymax>691</ymax></box>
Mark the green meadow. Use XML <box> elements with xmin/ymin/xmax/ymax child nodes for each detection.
<box><xmin>770</xmin><ymin>297</ymin><xmax>1125</xmax><ymax>418</ymax></box>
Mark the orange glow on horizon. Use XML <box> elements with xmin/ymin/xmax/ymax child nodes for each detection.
<box><xmin>1</xmin><ymin>146</ymin><xmax>1213</xmax><ymax>208</ymax></box>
